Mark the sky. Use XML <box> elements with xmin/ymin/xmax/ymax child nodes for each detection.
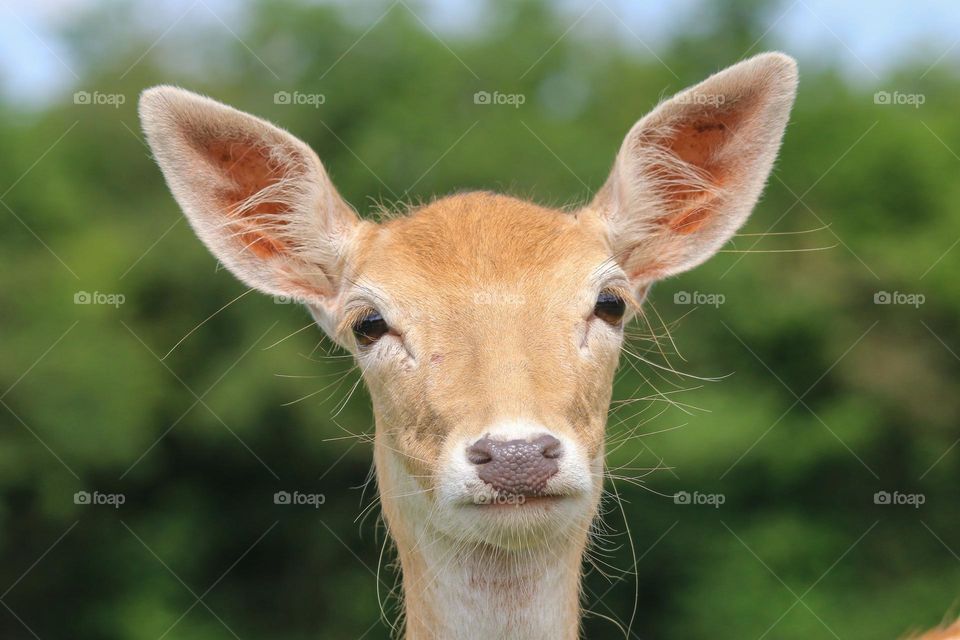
<box><xmin>1</xmin><ymin>0</ymin><xmax>959</xmax><ymax>105</ymax></box>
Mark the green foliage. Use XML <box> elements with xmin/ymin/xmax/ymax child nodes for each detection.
<box><xmin>1</xmin><ymin>1</ymin><xmax>959</xmax><ymax>638</ymax></box>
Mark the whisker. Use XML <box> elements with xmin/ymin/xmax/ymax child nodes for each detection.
<box><xmin>162</xmin><ymin>288</ymin><xmax>255</xmax><ymax>359</ymax></box>
<box><xmin>735</xmin><ymin>223</ymin><xmax>831</xmax><ymax>236</ymax></box>
<box><xmin>262</xmin><ymin>322</ymin><xmax>317</xmax><ymax>350</ymax></box>
<box><xmin>718</xmin><ymin>244</ymin><xmax>838</xmax><ymax>253</ymax></box>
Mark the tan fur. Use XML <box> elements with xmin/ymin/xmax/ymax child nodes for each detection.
<box><xmin>139</xmin><ymin>53</ymin><xmax>952</xmax><ymax>639</ymax></box>
<box><xmin>910</xmin><ymin>622</ymin><xmax>960</xmax><ymax>640</ymax></box>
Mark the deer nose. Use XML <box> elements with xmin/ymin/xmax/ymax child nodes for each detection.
<box><xmin>466</xmin><ymin>434</ymin><xmax>563</xmax><ymax>496</ymax></box>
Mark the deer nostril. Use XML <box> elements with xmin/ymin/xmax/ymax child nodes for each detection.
<box><xmin>466</xmin><ymin>444</ymin><xmax>493</xmax><ymax>465</ymax></box>
<box><xmin>535</xmin><ymin>434</ymin><xmax>563</xmax><ymax>459</ymax></box>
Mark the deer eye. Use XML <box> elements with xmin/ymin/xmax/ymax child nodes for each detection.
<box><xmin>594</xmin><ymin>290</ymin><xmax>626</xmax><ymax>325</ymax></box>
<box><xmin>352</xmin><ymin>310</ymin><xmax>390</xmax><ymax>346</ymax></box>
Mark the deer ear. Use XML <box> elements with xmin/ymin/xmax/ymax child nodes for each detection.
<box><xmin>139</xmin><ymin>86</ymin><xmax>360</xmax><ymax>316</ymax></box>
<box><xmin>589</xmin><ymin>52</ymin><xmax>798</xmax><ymax>290</ymax></box>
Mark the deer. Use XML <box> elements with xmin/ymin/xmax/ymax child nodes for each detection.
<box><xmin>139</xmin><ymin>52</ymin><xmax>958</xmax><ymax>640</ymax></box>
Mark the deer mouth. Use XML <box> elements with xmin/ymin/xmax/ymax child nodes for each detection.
<box><xmin>469</xmin><ymin>490</ymin><xmax>574</xmax><ymax>508</ymax></box>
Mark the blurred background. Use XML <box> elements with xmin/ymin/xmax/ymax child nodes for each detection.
<box><xmin>1</xmin><ymin>0</ymin><xmax>959</xmax><ymax>638</ymax></box>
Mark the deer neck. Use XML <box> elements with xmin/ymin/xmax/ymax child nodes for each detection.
<box><xmin>376</xmin><ymin>442</ymin><xmax>587</xmax><ymax>640</ymax></box>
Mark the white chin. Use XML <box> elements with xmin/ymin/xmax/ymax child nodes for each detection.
<box><xmin>434</xmin><ymin>489</ymin><xmax>598</xmax><ymax>549</ymax></box>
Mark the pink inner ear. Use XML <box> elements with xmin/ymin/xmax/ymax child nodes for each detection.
<box><xmin>670</xmin><ymin>120</ymin><xmax>729</xmax><ymax>170</ymax></box>
<box><xmin>649</xmin><ymin>93</ymin><xmax>759</xmax><ymax>235</ymax></box>
<box><xmin>201</xmin><ymin>136</ymin><xmax>292</xmax><ymax>259</ymax></box>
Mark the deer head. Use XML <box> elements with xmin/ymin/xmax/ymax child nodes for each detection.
<box><xmin>140</xmin><ymin>52</ymin><xmax>798</xmax><ymax>640</ymax></box>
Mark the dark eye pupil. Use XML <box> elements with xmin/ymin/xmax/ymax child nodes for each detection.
<box><xmin>352</xmin><ymin>311</ymin><xmax>389</xmax><ymax>346</ymax></box>
<box><xmin>594</xmin><ymin>291</ymin><xmax>626</xmax><ymax>325</ymax></box>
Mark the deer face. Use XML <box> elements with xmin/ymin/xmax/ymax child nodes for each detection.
<box><xmin>346</xmin><ymin>194</ymin><xmax>623</xmax><ymax>546</ymax></box>
<box><xmin>140</xmin><ymin>53</ymin><xmax>797</xmax><ymax>550</ymax></box>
